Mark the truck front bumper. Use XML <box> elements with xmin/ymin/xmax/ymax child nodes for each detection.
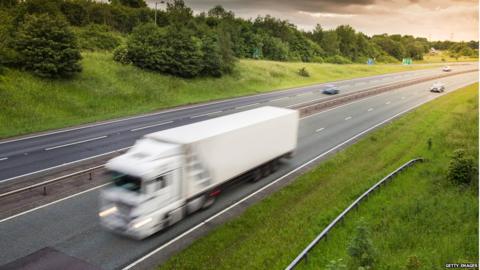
<box><xmin>100</xmin><ymin>215</ymin><xmax>161</xmax><ymax>240</ymax></box>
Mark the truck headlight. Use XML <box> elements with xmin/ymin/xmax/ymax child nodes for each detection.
<box><xmin>99</xmin><ymin>206</ymin><xmax>117</xmax><ymax>217</ymax></box>
<box><xmin>132</xmin><ymin>217</ymin><xmax>153</xmax><ymax>229</ymax></box>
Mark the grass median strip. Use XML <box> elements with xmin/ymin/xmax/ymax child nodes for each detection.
<box><xmin>159</xmin><ymin>83</ymin><xmax>478</xmax><ymax>270</ymax></box>
<box><xmin>0</xmin><ymin>52</ymin><xmax>441</xmax><ymax>139</ymax></box>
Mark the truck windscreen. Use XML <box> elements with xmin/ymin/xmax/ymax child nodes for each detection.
<box><xmin>110</xmin><ymin>171</ymin><xmax>142</xmax><ymax>192</ymax></box>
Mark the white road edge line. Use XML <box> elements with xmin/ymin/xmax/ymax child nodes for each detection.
<box><xmin>0</xmin><ymin>147</ymin><xmax>131</xmax><ymax>183</ymax></box>
<box><xmin>130</xmin><ymin>121</ymin><xmax>174</xmax><ymax>132</ymax></box>
<box><xmin>315</xmin><ymin>128</ymin><xmax>325</xmax><ymax>133</ymax></box>
<box><xmin>235</xmin><ymin>103</ymin><xmax>259</xmax><ymax>110</ymax></box>
<box><xmin>122</xmin><ymin>95</ymin><xmax>446</xmax><ymax>270</ymax></box>
<box><xmin>345</xmin><ymin>116</ymin><xmax>352</xmax><ymax>120</ymax></box>
<box><xmin>270</xmin><ymin>97</ymin><xmax>288</xmax><ymax>102</ymax></box>
<box><xmin>0</xmin><ymin>182</ymin><xmax>110</xmax><ymax>224</ymax></box>
<box><xmin>0</xmin><ymin>157</ymin><xmax>8</xmax><ymax>161</ymax></box>
<box><xmin>45</xmin><ymin>136</ymin><xmax>108</xmax><ymax>151</ymax></box>
<box><xmin>191</xmin><ymin>111</ymin><xmax>222</xmax><ymax>119</ymax></box>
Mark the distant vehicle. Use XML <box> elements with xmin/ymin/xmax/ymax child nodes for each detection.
<box><xmin>322</xmin><ymin>84</ymin><xmax>340</xmax><ymax>95</ymax></box>
<box><xmin>99</xmin><ymin>106</ymin><xmax>299</xmax><ymax>239</ymax></box>
<box><xmin>442</xmin><ymin>66</ymin><xmax>451</xmax><ymax>72</ymax></box>
<box><xmin>430</xmin><ymin>82</ymin><xmax>445</xmax><ymax>93</ymax></box>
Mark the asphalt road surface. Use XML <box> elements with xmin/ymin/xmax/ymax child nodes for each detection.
<box><xmin>0</xmin><ymin>67</ymin><xmax>477</xmax><ymax>269</ymax></box>
<box><xmin>0</xmin><ymin>63</ymin><xmax>476</xmax><ymax>182</ymax></box>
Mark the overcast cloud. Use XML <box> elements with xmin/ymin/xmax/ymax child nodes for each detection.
<box><xmin>147</xmin><ymin>0</ymin><xmax>478</xmax><ymax>41</ymax></box>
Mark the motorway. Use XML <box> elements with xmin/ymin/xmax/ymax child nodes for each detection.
<box><xmin>0</xmin><ymin>63</ymin><xmax>476</xmax><ymax>182</ymax></box>
<box><xmin>0</xmin><ymin>65</ymin><xmax>477</xmax><ymax>270</ymax></box>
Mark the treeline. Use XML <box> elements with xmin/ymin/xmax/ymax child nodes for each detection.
<box><xmin>0</xmin><ymin>0</ymin><xmax>477</xmax><ymax>79</ymax></box>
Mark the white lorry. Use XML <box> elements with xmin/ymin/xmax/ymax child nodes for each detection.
<box><xmin>99</xmin><ymin>106</ymin><xmax>299</xmax><ymax>239</ymax></box>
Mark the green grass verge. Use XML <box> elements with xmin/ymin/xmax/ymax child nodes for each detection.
<box><xmin>0</xmin><ymin>51</ymin><xmax>442</xmax><ymax>139</ymax></box>
<box><xmin>159</xmin><ymin>83</ymin><xmax>478</xmax><ymax>270</ymax></box>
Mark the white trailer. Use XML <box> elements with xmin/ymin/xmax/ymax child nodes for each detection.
<box><xmin>99</xmin><ymin>106</ymin><xmax>299</xmax><ymax>239</ymax></box>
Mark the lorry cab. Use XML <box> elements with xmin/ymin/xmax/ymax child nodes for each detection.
<box><xmin>99</xmin><ymin>139</ymin><xmax>186</xmax><ymax>239</ymax></box>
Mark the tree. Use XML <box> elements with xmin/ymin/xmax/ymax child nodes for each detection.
<box><xmin>310</xmin><ymin>24</ymin><xmax>323</xmax><ymax>44</ymax></box>
<box><xmin>321</xmin><ymin>30</ymin><xmax>340</xmax><ymax>56</ymax></box>
<box><xmin>207</xmin><ymin>5</ymin><xmax>234</xmax><ymax>20</ymax></box>
<box><xmin>114</xmin><ymin>0</ymin><xmax>146</xmax><ymax>8</ymax></box>
<box><xmin>0</xmin><ymin>0</ymin><xmax>19</xmax><ymax>8</ymax></box>
<box><xmin>261</xmin><ymin>34</ymin><xmax>289</xmax><ymax>61</ymax></box>
<box><xmin>127</xmin><ymin>24</ymin><xmax>204</xmax><ymax>78</ymax></box>
<box><xmin>372</xmin><ymin>34</ymin><xmax>406</xmax><ymax>60</ymax></box>
<box><xmin>60</xmin><ymin>1</ymin><xmax>88</xmax><ymax>26</ymax></box>
<box><xmin>336</xmin><ymin>25</ymin><xmax>357</xmax><ymax>60</ymax></box>
<box><xmin>166</xmin><ymin>0</ymin><xmax>193</xmax><ymax>26</ymax></box>
<box><xmin>14</xmin><ymin>14</ymin><xmax>82</xmax><ymax>78</ymax></box>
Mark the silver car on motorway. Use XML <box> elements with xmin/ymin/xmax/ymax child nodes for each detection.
<box><xmin>430</xmin><ymin>82</ymin><xmax>445</xmax><ymax>93</ymax></box>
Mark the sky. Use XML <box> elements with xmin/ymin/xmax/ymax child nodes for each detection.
<box><xmin>148</xmin><ymin>0</ymin><xmax>478</xmax><ymax>41</ymax></box>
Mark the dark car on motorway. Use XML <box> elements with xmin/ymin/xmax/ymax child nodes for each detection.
<box><xmin>430</xmin><ymin>82</ymin><xmax>445</xmax><ymax>93</ymax></box>
<box><xmin>322</xmin><ymin>84</ymin><xmax>340</xmax><ymax>95</ymax></box>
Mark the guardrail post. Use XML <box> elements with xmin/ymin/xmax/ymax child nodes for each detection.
<box><xmin>89</xmin><ymin>172</ymin><xmax>92</xmax><ymax>181</ymax></box>
<box><xmin>43</xmin><ymin>186</ymin><xmax>47</xmax><ymax>196</ymax></box>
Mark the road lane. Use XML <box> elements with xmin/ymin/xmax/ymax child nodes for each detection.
<box><xmin>0</xmin><ymin>72</ymin><xmax>476</xmax><ymax>269</ymax></box>
<box><xmin>0</xmin><ymin>64</ymin><xmax>476</xmax><ymax>182</ymax></box>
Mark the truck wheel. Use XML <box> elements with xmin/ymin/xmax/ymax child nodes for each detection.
<box><xmin>202</xmin><ymin>195</ymin><xmax>216</xmax><ymax>209</ymax></box>
<box><xmin>261</xmin><ymin>164</ymin><xmax>270</xmax><ymax>177</ymax></box>
<box><xmin>251</xmin><ymin>168</ymin><xmax>262</xmax><ymax>182</ymax></box>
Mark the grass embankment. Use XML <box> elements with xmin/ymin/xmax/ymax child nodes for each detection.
<box><xmin>159</xmin><ymin>83</ymin><xmax>479</xmax><ymax>270</ymax></box>
<box><xmin>0</xmin><ymin>52</ymin><xmax>440</xmax><ymax>139</ymax></box>
<box><xmin>420</xmin><ymin>50</ymin><xmax>478</xmax><ymax>63</ymax></box>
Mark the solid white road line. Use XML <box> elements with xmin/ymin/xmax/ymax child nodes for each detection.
<box><xmin>345</xmin><ymin>116</ymin><xmax>352</xmax><ymax>120</ymax></box>
<box><xmin>122</xmin><ymin>95</ymin><xmax>444</xmax><ymax>270</ymax></box>
<box><xmin>130</xmin><ymin>121</ymin><xmax>173</xmax><ymax>132</ymax></box>
<box><xmin>367</xmin><ymin>108</ymin><xmax>374</xmax><ymax>112</ymax></box>
<box><xmin>0</xmin><ymin>147</ymin><xmax>131</xmax><ymax>183</ymax></box>
<box><xmin>45</xmin><ymin>136</ymin><xmax>107</xmax><ymax>151</ymax></box>
<box><xmin>315</xmin><ymin>128</ymin><xmax>325</xmax><ymax>133</ymax></box>
<box><xmin>0</xmin><ymin>157</ymin><xmax>8</xmax><ymax>161</ymax></box>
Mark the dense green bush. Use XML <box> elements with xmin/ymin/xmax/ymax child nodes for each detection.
<box><xmin>298</xmin><ymin>67</ymin><xmax>309</xmax><ymax>77</ymax></box>
<box><xmin>14</xmin><ymin>14</ymin><xmax>82</xmax><ymax>78</ymax></box>
<box><xmin>348</xmin><ymin>220</ymin><xmax>377</xmax><ymax>269</ymax></box>
<box><xmin>74</xmin><ymin>24</ymin><xmax>123</xmax><ymax>51</ymax></box>
<box><xmin>447</xmin><ymin>149</ymin><xmax>476</xmax><ymax>185</ymax></box>
<box><xmin>113</xmin><ymin>45</ymin><xmax>131</xmax><ymax>64</ymax></box>
<box><xmin>325</xmin><ymin>55</ymin><xmax>352</xmax><ymax>64</ymax></box>
<box><xmin>126</xmin><ymin>23</ymin><xmax>234</xmax><ymax>78</ymax></box>
<box><xmin>127</xmin><ymin>24</ymin><xmax>203</xmax><ymax>78</ymax></box>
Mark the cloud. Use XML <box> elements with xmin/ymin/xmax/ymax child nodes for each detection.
<box><xmin>147</xmin><ymin>0</ymin><xmax>478</xmax><ymax>41</ymax></box>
